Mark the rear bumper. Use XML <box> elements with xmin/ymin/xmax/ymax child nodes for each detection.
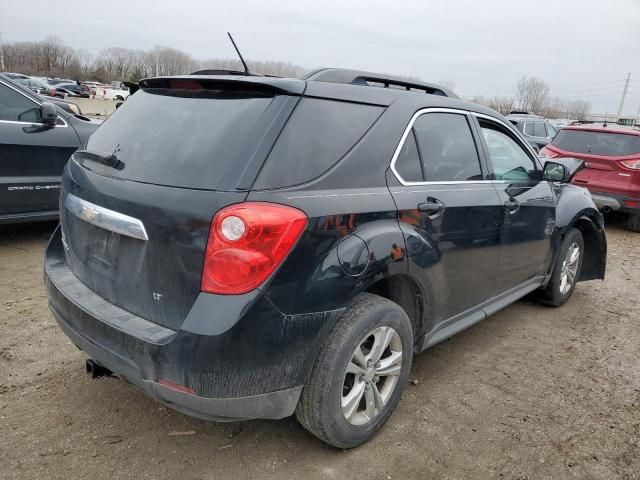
<box><xmin>51</xmin><ymin>307</ymin><xmax>301</xmax><ymax>421</ymax></box>
<box><xmin>45</xmin><ymin>227</ymin><xmax>336</xmax><ymax>421</ymax></box>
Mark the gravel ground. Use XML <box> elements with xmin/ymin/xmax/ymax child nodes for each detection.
<box><xmin>0</xmin><ymin>218</ymin><xmax>638</xmax><ymax>480</ymax></box>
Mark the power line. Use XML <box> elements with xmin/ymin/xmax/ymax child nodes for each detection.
<box><xmin>550</xmin><ymin>78</ymin><xmax>627</xmax><ymax>92</ymax></box>
<box><xmin>551</xmin><ymin>84</ymin><xmax>637</xmax><ymax>96</ymax></box>
<box><xmin>561</xmin><ymin>90</ymin><xmax>635</xmax><ymax>100</ymax></box>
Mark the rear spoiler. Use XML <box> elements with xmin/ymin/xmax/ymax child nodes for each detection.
<box><xmin>138</xmin><ymin>76</ymin><xmax>306</xmax><ymax>96</ymax></box>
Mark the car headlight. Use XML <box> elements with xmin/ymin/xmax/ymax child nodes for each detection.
<box><xmin>68</xmin><ymin>103</ymin><xmax>81</xmax><ymax>115</ymax></box>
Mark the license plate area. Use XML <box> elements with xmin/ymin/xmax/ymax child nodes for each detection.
<box><xmin>86</xmin><ymin>228</ymin><xmax>121</xmax><ymax>275</ymax></box>
<box><xmin>67</xmin><ymin>214</ymin><xmax>121</xmax><ymax>280</ymax></box>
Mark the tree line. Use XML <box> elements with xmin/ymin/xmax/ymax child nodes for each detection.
<box><xmin>466</xmin><ymin>76</ymin><xmax>591</xmax><ymax>120</ymax></box>
<box><xmin>1</xmin><ymin>36</ymin><xmax>305</xmax><ymax>83</ymax></box>
<box><xmin>2</xmin><ymin>36</ymin><xmax>590</xmax><ymax>119</ymax></box>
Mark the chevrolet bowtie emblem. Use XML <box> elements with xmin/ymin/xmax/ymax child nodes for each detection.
<box><xmin>81</xmin><ymin>205</ymin><xmax>99</xmax><ymax>222</ymax></box>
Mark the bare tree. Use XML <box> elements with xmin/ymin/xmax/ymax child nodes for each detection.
<box><xmin>76</xmin><ymin>49</ymin><xmax>95</xmax><ymax>77</ymax></box>
<box><xmin>516</xmin><ymin>76</ymin><xmax>550</xmax><ymax>114</ymax></box>
<box><xmin>146</xmin><ymin>46</ymin><xmax>195</xmax><ymax>76</ymax></box>
<box><xmin>40</xmin><ymin>35</ymin><xmax>64</xmax><ymax>75</ymax></box>
<box><xmin>97</xmin><ymin>47</ymin><xmax>140</xmax><ymax>81</ymax></box>
<box><xmin>438</xmin><ymin>78</ymin><xmax>456</xmax><ymax>91</ymax></box>
<box><xmin>488</xmin><ymin>96</ymin><xmax>516</xmax><ymax>115</ymax></box>
<box><xmin>566</xmin><ymin>100</ymin><xmax>590</xmax><ymax>120</ymax></box>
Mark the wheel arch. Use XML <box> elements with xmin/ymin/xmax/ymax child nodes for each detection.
<box><xmin>363</xmin><ymin>273</ymin><xmax>430</xmax><ymax>344</ymax></box>
<box><xmin>572</xmin><ymin>214</ymin><xmax>607</xmax><ymax>281</ymax></box>
<box><xmin>552</xmin><ymin>185</ymin><xmax>606</xmax><ymax>282</ymax></box>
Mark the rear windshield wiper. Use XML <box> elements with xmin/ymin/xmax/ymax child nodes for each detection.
<box><xmin>73</xmin><ymin>149</ymin><xmax>122</xmax><ymax>169</ymax></box>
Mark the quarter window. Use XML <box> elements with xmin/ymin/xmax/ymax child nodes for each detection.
<box><xmin>479</xmin><ymin>121</ymin><xmax>537</xmax><ymax>181</ymax></box>
<box><xmin>394</xmin><ymin>129</ymin><xmax>423</xmax><ymax>182</ymax></box>
<box><xmin>0</xmin><ymin>82</ymin><xmax>42</xmax><ymax>123</ymax></box>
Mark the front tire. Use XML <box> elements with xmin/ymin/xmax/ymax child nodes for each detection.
<box><xmin>538</xmin><ymin>228</ymin><xmax>584</xmax><ymax>306</ymax></box>
<box><xmin>296</xmin><ymin>293</ymin><xmax>413</xmax><ymax>448</ymax></box>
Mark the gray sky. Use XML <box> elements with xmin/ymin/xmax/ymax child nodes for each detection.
<box><xmin>2</xmin><ymin>0</ymin><xmax>639</xmax><ymax>115</ymax></box>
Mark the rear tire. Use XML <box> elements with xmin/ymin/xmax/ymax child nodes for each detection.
<box><xmin>626</xmin><ymin>214</ymin><xmax>640</xmax><ymax>233</ymax></box>
<box><xmin>296</xmin><ymin>293</ymin><xmax>413</xmax><ymax>448</ymax></box>
<box><xmin>538</xmin><ymin>228</ymin><xmax>584</xmax><ymax>307</ymax></box>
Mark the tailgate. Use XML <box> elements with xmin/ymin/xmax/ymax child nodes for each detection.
<box><xmin>60</xmin><ymin>160</ymin><xmax>246</xmax><ymax>330</ymax></box>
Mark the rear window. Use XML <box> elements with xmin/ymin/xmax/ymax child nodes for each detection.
<box><xmin>254</xmin><ymin>98</ymin><xmax>383</xmax><ymax>189</ymax></box>
<box><xmin>83</xmin><ymin>88</ymin><xmax>277</xmax><ymax>190</ymax></box>
<box><xmin>552</xmin><ymin>130</ymin><xmax>640</xmax><ymax>156</ymax></box>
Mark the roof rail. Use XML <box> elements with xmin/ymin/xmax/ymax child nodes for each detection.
<box><xmin>302</xmin><ymin>68</ymin><xmax>457</xmax><ymax>98</ymax></box>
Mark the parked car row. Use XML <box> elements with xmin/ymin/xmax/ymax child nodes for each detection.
<box><xmin>1</xmin><ymin>72</ymin><xmax>130</xmax><ymax>100</ymax></box>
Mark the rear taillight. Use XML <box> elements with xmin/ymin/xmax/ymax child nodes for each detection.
<box><xmin>539</xmin><ymin>146</ymin><xmax>560</xmax><ymax>159</ymax></box>
<box><xmin>201</xmin><ymin>202</ymin><xmax>308</xmax><ymax>295</ymax></box>
<box><xmin>620</xmin><ymin>159</ymin><xmax>640</xmax><ymax>170</ymax></box>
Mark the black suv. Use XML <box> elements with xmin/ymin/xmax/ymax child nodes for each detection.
<box><xmin>508</xmin><ymin>113</ymin><xmax>559</xmax><ymax>151</ymax></box>
<box><xmin>44</xmin><ymin>69</ymin><xmax>606</xmax><ymax>448</ymax></box>
<box><xmin>0</xmin><ymin>73</ymin><xmax>98</xmax><ymax>223</ymax></box>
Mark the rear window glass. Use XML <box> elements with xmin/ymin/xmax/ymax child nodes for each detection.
<box><xmin>552</xmin><ymin>130</ymin><xmax>640</xmax><ymax>156</ymax></box>
<box><xmin>254</xmin><ymin>98</ymin><xmax>383</xmax><ymax>189</ymax></box>
<box><xmin>84</xmin><ymin>88</ymin><xmax>276</xmax><ymax>189</ymax></box>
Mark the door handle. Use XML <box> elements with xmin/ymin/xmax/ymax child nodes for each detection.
<box><xmin>418</xmin><ymin>197</ymin><xmax>445</xmax><ymax>218</ymax></box>
<box><xmin>504</xmin><ymin>198</ymin><xmax>520</xmax><ymax>214</ymax></box>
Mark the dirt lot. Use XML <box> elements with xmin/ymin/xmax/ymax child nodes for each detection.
<box><xmin>1</xmin><ymin>219</ymin><xmax>639</xmax><ymax>480</ymax></box>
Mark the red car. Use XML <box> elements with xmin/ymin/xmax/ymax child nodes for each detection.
<box><xmin>540</xmin><ymin>123</ymin><xmax>640</xmax><ymax>232</ymax></box>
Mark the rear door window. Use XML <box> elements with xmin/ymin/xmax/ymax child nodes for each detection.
<box><xmin>412</xmin><ymin>112</ymin><xmax>483</xmax><ymax>182</ymax></box>
<box><xmin>83</xmin><ymin>88</ymin><xmax>279</xmax><ymax>190</ymax></box>
<box><xmin>552</xmin><ymin>130</ymin><xmax>640</xmax><ymax>156</ymax></box>
<box><xmin>254</xmin><ymin>98</ymin><xmax>383</xmax><ymax>189</ymax></box>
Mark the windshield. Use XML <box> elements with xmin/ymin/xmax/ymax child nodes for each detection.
<box><xmin>83</xmin><ymin>88</ymin><xmax>279</xmax><ymax>190</ymax></box>
<box><xmin>552</xmin><ymin>130</ymin><xmax>640</xmax><ymax>156</ymax></box>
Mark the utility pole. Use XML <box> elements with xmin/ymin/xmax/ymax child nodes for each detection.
<box><xmin>616</xmin><ymin>72</ymin><xmax>631</xmax><ymax>121</ymax></box>
<box><xmin>0</xmin><ymin>32</ymin><xmax>5</xmax><ymax>71</ymax></box>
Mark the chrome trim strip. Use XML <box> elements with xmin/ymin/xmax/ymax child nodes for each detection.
<box><xmin>389</xmin><ymin>107</ymin><xmax>541</xmax><ymax>186</ymax></box>
<box><xmin>65</xmin><ymin>193</ymin><xmax>149</xmax><ymax>241</ymax></box>
<box><xmin>0</xmin><ymin>79</ymin><xmax>68</xmax><ymax>128</ymax></box>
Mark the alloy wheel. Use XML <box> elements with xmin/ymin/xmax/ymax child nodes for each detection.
<box><xmin>560</xmin><ymin>241</ymin><xmax>580</xmax><ymax>295</ymax></box>
<box><xmin>341</xmin><ymin>326</ymin><xmax>403</xmax><ymax>426</ymax></box>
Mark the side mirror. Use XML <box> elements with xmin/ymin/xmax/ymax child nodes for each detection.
<box><xmin>41</xmin><ymin>102</ymin><xmax>58</xmax><ymax>126</ymax></box>
<box><xmin>543</xmin><ymin>162</ymin><xmax>568</xmax><ymax>182</ymax></box>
